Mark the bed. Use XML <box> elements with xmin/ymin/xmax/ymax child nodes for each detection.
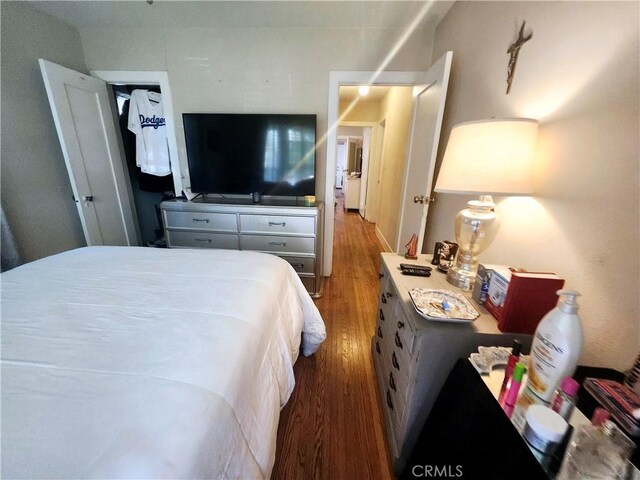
<box><xmin>1</xmin><ymin>246</ymin><xmax>326</xmax><ymax>479</ymax></box>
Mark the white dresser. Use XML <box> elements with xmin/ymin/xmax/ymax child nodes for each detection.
<box><xmin>372</xmin><ymin>253</ymin><xmax>532</xmax><ymax>473</ymax></box>
<box><xmin>161</xmin><ymin>199</ymin><xmax>323</xmax><ymax>297</ymax></box>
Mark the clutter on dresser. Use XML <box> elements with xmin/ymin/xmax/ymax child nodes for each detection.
<box><xmin>477</xmin><ymin>261</ymin><xmax>566</xmax><ymax>335</ymax></box>
<box><xmin>471</xmin><ymin>263</ymin><xmax>505</xmax><ymax>305</ymax></box>
<box><xmin>409</xmin><ymin>288</ymin><xmax>479</xmax><ymax>323</ymax></box>
<box><xmin>584</xmin><ymin>378</ymin><xmax>640</xmax><ymax>437</ymax></box>
<box><xmin>502</xmin><ymin>362</ymin><xmax>527</xmax><ymax>418</ymax></box>
<box><xmin>556</xmin><ymin>415</ymin><xmax>635</xmax><ymax>480</ymax></box>
<box><xmin>625</xmin><ymin>352</ymin><xmax>640</xmax><ymax>397</ymax></box>
<box><xmin>551</xmin><ymin>377</ymin><xmax>580</xmax><ymax>421</ymax></box>
<box><xmin>404</xmin><ymin>233</ymin><xmax>418</xmax><ymax>259</ymax></box>
<box><xmin>431</xmin><ymin>240</ymin><xmax>458</xmax><ymax>273</ymax></box>
<box><xmin>511</xmin><ymin>291</ymin><xmax>584</xmax><ymax>430</ymax></box>
<box><xmin>498</xmin><ymin>340</ymin><xmax>523</xmax><ymax>403</ymax></box>
<box><xmin>468</xmin><ymin>344</ymin><xmax>530</xmax><ymax>375</ymax></box>
<box><xmin>400</xmin><ymin>263</ymin><xmax>432</xmax><ymax>277</ymax></box>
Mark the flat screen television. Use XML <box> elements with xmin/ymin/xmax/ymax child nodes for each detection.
<box><xmin>183</xmin><ymin>113</ymin><xmax>316</xmax><ymax>196</ymax></box>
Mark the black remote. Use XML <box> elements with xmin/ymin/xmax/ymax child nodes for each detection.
<box><xmin>400</xmin><ymin>263</ymin><xmax>432</xmax><ymax>272</ymax></box>
<box><xmin>401</xmin><ymin>268</ymin><xmax>431</xmax><ymax>277</ymax></box>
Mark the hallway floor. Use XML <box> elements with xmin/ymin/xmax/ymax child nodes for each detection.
<box><xmin>272</xmin><ymin>194</ymin><xmax>393</xmax><ymax>479</ymax></box>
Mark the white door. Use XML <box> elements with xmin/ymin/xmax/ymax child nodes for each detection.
<box><xmin>365</xmin><ymin>123</ymin><xmax>385</xmax><ymax>223</ymax></box>
<box><xmin>359</xmin><ymin>128</ymin><xmax>371</xmax><ymax>217</ymax></box>
<box><xmin>39</xmin><ymin>59</ymin><xmax>138</xmax><ymax>246</ymax></box>
<box><xmin>395</xmin><ymin>52</ymin><xmax>453</xmax><ymax>254</ymax></box>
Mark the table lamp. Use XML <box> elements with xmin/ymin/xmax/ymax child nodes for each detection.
<box><xmin>434</xmin><ymin>118</ymin><xmax>538</xmax><ymax>290</ymax></box>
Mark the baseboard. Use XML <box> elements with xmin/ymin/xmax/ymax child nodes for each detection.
<box><xmin>375</xmin><ymin>225</ymin><xmax>394</xmax><ymax>252</ymax></box>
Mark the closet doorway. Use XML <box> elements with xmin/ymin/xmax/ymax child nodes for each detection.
<box><xmin>112</xmin><ymin>84</ymin><xmax>174</xmax><ymax>247</ymax></box>
<box><xmin>92</xmin><ymin>71</ymin><xmax>182</xmax><ymax>247</ymax></box>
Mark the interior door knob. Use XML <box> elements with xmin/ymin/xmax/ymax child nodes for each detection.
<box><xmin>82</xmin><ymin>195</ymin><xmax>94</xmax><ymax>202</ymax></box>
<box><xmin>413</xmin><ymin>195</ymin><xmax>434</xmax><ymax>205</ymax></box>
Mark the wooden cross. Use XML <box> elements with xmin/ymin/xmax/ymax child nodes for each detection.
<box><xmin>506</xmin><ymin>21</ymin><xmax>533</xmax><ymax>94</ymax></box>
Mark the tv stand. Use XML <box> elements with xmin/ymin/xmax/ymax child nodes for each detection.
<box><xmin>160</xmin><ymin>199</ymin><xmax>324</xmax><ymax>297</ymax></box>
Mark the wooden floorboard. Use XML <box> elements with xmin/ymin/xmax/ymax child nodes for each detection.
<box><xmin>272</xmin><ymin>194</ymin><xmax>393</xmax><ymax>480</ymax></box>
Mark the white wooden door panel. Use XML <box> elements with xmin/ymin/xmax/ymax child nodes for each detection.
<box><xmin>396</xmin><ymin>52</ymin><xmax>453</xmax><ymax>254</ymax></box>
<box><xmin>39</xmin><ymin>59</ymin><xmax>137</xmax><ymax>246</ymax></box>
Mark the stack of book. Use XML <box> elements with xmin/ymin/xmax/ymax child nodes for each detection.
<box><xmin>483</xmin><ymin>269</ymin><xmax>565</xmax><ymax>335</ymax></box>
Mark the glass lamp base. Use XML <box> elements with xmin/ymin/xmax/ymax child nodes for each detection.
<box><xmin>446</xmin><ymin>195</ymin><xmax>500</xmax><ymax>292</ymax></box>
<box><xmin>446</xmin><ymin>265</ymin><xmax>477</xmax><ymax>291</ymax></box>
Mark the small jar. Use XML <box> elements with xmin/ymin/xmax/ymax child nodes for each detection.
<box><xmin>524</xmin><ymin>405</ymin><xmax>568</xmax><ymax>466</ymax></box>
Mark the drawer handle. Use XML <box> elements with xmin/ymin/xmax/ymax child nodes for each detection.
<box><xmin>397</xmin><ymin>321</ymin><xmax>405</xmax><ymax>329</ymax></box>
<box><xmin>269</xmin><ymin>242</ymin><xmax>287</xmax><ymax>247</ymax></box>
<box><xmin>377</xmin><ymin>326</ymin><xmax>383</xmax><ymax>339</ymax></box>
<box><xmin>381</xmin><ymin>293</ymin><xmax>387</xmax><ymax>304</ymax></box>
<box><xmin>379</xmin><ymin>309</ymin><xmax>385</xmax><ymax>322</ymax></box>
<box><xmin>392</xmin><ymin>351</ymin><xmax>400</xmax><ymax>371</ymax></box>
<box><xmin>386</xmin><ymin>390</ymin><xmax>394</xmax><ymax>410</ymax></box>
<box><xmin>195</xmin><ymin>238</ymin><xmax>212</xmax><ymax>243</ymax></box>
<box><xmin>375</xmin><ymin>341</ymin><xmax>381</xmax><ymax>354</ymax></box>
<box><xmin>268</xmin><ymin>221</ymin><xmax>286</xmax><ymax>227</ymax></box>
<box><xmin>389</xmin><ymin>372</ymin><xmax>397</xmax><ymax>392</ymax></box>
<box><xmin>290</xmin><ymin>263</ymin><xmax>305</xmax><ymax>270</ymax></box>
<box><xmin>192</xmin><ymin>218</ymin><xmax>210</xmax><ymax>223</ymax></box>
<box><xmin>395</xmin><ymin>331</ymin><xmax>403</xmax><ymax>350</ymax></box>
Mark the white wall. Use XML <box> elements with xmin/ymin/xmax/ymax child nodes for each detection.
<box><xmin>337</xmin><ymin>126</ymin><xmax>364</xmax><ymax>137</ymax></box>
<box><xmin>340</xmin><ymin>100</ymin><xmax>380</xmax><ymax>123</ymax></box>
<box><xmin>425</xmin><ymin>1</ymin><xmax>639</xmax><ymax>370</ymax></box>
<box><xmin>1</xmin><ymin>2</ymin><xmax>87</xmax><ymax>262</ymax></box>
<box><xmin>78</xmin><ymin>23</ymin><xmax>435</xmax><ymax>213</ymax></box>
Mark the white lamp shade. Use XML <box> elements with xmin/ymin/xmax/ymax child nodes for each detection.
<box><xmin>434</xmin><ymin>118</ymin><xmax>538</xmax><ymax>196</ymax></box>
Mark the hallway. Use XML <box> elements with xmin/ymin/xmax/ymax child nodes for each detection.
<box><xmin>272</xmin><ymin>195</ymin><xmax>393</xmax><ymax>479</ymax></box>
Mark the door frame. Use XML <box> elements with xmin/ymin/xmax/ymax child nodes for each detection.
<box><xmin>324</xmin><ymin>71</ymin><xmax>422</xmax><ymax>276</ymax></box>
<box><xmin>90</xmin><ymin>71</ymin><xmax>183</xmax><ymax>195</ymax></box>
<box><xmin>339</xmin><ymin>121</ymin><xmax>377</xmax><ymax>219</ymax></box>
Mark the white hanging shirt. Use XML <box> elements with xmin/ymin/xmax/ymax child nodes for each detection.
<box><xmin>127</xmin><ymin>90</ymin><xmax>171</xmax><ymax>176</ymax></box>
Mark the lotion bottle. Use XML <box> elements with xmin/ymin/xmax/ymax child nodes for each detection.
<box><xmin>526</xmin><ymin>290</ymin><xmax>584</xmax><ymax>403</ymax></box>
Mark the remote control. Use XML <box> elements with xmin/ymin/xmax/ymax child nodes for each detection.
<box><xmin>400</xmin><ymin>263</ymin><xmax>432</xmax><ymax>272</ymax></box>
<box><xmin>401</xmin><ymin>268</ymin><xmax>431</xmax><ymax>277</ymax></box>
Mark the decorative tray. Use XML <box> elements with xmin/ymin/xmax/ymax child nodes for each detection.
<box><xmin>408</xmin><ymin>288</ymin><xmax>480</xmax><ymax>323</ymax></box>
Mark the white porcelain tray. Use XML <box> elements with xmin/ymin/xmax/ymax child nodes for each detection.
<box><xmin>408</xmin><ymin>287</ymin><xmax>480</xmax><ymax>323</ymax></box>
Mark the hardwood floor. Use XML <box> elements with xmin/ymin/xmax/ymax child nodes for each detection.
<box><xmin>272</xmin><ymin>194</ymin><xmax>393</xmax><ymax>480</ymax></box>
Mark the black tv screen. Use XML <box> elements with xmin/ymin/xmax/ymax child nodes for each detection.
<box><xmin>183</xmin><ymin>113</ymin><xmax>316</xmax><ymax>196</ymax></box>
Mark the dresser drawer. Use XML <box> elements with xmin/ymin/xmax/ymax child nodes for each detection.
<box><xmin>376</xmin><ymin>346</ymin><xmax>406</xmax><ymax>446</ymax></box>
<box><xmin>373</xmin><ymin>339</ymin><xmax>401</xmax><ymax>461</ymax></box>
<box><xmin>389</xmin><ymin>346</ymin><xmax>411</xmax><ymax>403</ymax></box>
<box><xmin>378</xmin><ymin>283</ymin><xmax>397</xmax><ymax>328</ymax></box>
<box><xmin>239</xmin><ymin>214</ymin><xmax>315</xmax><ymax>235</ymax></box>
<box><xmin>280</xmin><ymin>255</ymin><xmax>315</xmax><ymax>274</ymax></box>
<box><xmin>167</xmin><ymin>231</ymin><xmax>239</xmax><ymax>250</ymax></box>
<box><xmin>164</xmin><ymin>210</ymin><xmax>238</xmax><ymax>232</ymax></box>
<box><xmin>394</xmin><ymin>306</ymin><xmax>415</xmax><ymax>354</ymax></box>
<box><xmin>240</xmin><ymin>234</ymin><xmax>314</xmax><ymax>254</ymax></box>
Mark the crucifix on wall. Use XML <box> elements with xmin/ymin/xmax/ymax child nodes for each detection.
<box><xmin>506</xmin><ymin>21</ymin><xmax>533</xmax><ymax>94</ymax></box>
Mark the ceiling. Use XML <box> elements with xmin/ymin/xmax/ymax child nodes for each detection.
<box><xmin>30</xmin><ymin>1</ymin><xmax>454</xmax><ymax>30</ymax></box>
<box><xmin>339</xmin><ymin>86</ymin><xmax>391</xmax><ymax>102</ymax></box>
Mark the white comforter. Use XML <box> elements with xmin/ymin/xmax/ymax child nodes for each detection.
<box><xmin>1</xmin><ymin>246</ymin><xmax>325</xmax><ymax>479</ymax></box>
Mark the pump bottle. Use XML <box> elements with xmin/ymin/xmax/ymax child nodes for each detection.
<box><xmin>526</xmin><ymin>290</ymin><xmax>584</xmax><ymax>403</ymax></box>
